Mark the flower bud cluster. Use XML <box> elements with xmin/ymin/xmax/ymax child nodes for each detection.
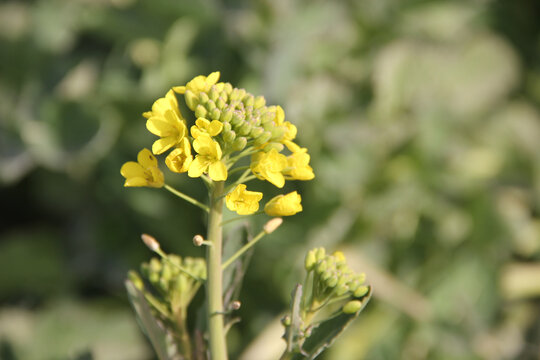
<box><xmin>304</xmin><ymin>248</ymin><xmax>369</xmax><ymax>305</ymax></box>
<box><xmin>137</xmin><ymin>255</ymin><xmax>206</xmax><ymax>314</ymax></box>
<box><xmin>183</xmin><ymin>82</ymin><xmax>293</xmax><ymax>154</ymax></box>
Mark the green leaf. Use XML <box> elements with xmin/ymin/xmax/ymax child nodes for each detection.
<box><xmin>125</xmin><ymin>279</ymin><xmax>172</xmax><ymax>360</ymax></box>
<box><xmin>285</xmin><ymin>284</ymin><xmax>304</xmax><ymax>354</ymax></box>
<box><xmin>294</xmin><ymin>286</ymin><xmax>372</xmax><ymax>360</ymax></box>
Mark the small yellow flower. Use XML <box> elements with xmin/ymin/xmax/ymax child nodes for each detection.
<box><xmin>250</xmin><ymin>149</ymin><xmax>288</xmax><ymax>188</ymax></box>
<box><xmin>225</xmin><ymin>184</ymin><xmax>263</xmax><ymax>215</ymax></box>
<box><xmin>165</xmin><ymin>138</ymin><xmax>193</xmax><ymax>173</ymax></box>
<box><xmin>264</xmin><ymin>191</ymin><xmax>303</xmax><ymax>216</ymax></box>
<box><xmin>145</xmin><ymin>89</ymin><xmax>188</xmax><ymax>155</ymax></box>
<box><xmin>120</xmin><ymin>148</ymin><xmax>164</xmax><ymax>188</ymax></box>
<box><xmin>283</xmin><ymin>149</ymin><xmax>315</xmax><ymax>181</ymax></box>
<box><xmin>191</xmin><ymin>118</ymin><xmax>223</xmax><ymax>139</ymax></box>
<box><xmin>188</xmin><ymin>133</ymin><xmax>227</xmax><ymax>181</ymax></box>
<box><xmin>282</xmin><ymin>121</ymin><xmax>297</xmax><ymax>142</ymax></box>
<box><xmin>173</xmin><ymin>72</ymin><xmax>221</xmax><ymax>95</ymax></box>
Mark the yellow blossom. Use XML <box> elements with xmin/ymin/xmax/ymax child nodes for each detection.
<box><xmin>191</xmin><ymin>118</ymin><xmax>223</xmax><ymax>138</ymax></box>
<box><xmin>165</xmin><ymin>138</ymin><xmax>193</xmax><ymax>173</ymax></box>
<box><xmin>225</xmin><ymin>184</ymin><xmax>263</xmax><ymax>215</ymax></box>
<box><xmin>282</xmin><ymin>121</ymin><xmax>297</xmax><ymax>142</ymax></box>
<box><xmin>188</xmin><ymin>133</ymin><xmax>227</xmax><ymax>181</ymax></box>
<box><xmin>283</xmin><ymin>149</ymin><xmax>315</xmax><ymax>181</ymax></box>
<box><xmin>120</xmin><ymin>148</ymin><xmax>164</xmax><ymax>188</ymax></box>
<box><xmin>264</xmin><ymin>191</ymin><xmax>303</xmax><ymax>216</ymax></box>
<box><xmin>173</xmin><ymin>72</ymin><xmax>221</xmax><ymax>95</ymax></box>
<box><xmin>250</xmin><ymin>149</ymin><xmax>288</xmax><ymax>188</ymax></box>
<box><xmin>145</xmin><ymin>89</ymin><xmax>188</xmax><ymax>155</ymax></box>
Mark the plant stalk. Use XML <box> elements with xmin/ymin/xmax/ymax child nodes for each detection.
<box><xmin>206</xmin><ymin>181</ymin><xmax>228</xmax><ymax>360</ymax></box>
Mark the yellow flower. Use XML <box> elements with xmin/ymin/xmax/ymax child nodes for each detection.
<box><xmin>145</xmin><ymin>89</ymin><xmax>188</xmax><ymax>155</ymax></box>
<box><xmin>282</xmin><ymin>121</ymin><xmax>297</xmax><ymax>142</ymax></box>
<box><xmin>225</xmin><ymin>184</ymin><xmax>263</xmax><ymax>215</ymax></box>
<box><xmin>264</xmin><ymin>191</ymin><xmax>303</xmax><ymax>216</ymax></box>
<box><xmin>173</xmin><ymin>72</ymin><xmax>221</xmax><ymax>95</ymax></box>
<box><xmin>188</xmin><ymin>133</ymin><xmax>227</xmax><ymax>181</ymax></box>
<box><xmin>283</xmin><ymin>149</ymin><xmax>315</xmax><ymax>181</ymax></box>
<box><xmin>165</xmin><ymin>138</ymin><xmax>193</xmax><ymax>173</ymax></box>
<box><xmin>250</xmin><ymin>149</ymin><xmax>288</xmax><ymax>188</ymax></box>
<box><xmin>191</xmin><ymin>118</ymin><xmax>223</xmax><ymax>139</ymax></box>
<box><xmin>120</xmin><ymin>148</ymin><xmax>164</xmax><ymax>188</ymax></box>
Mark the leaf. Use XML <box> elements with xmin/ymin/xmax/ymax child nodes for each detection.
<box><xmin>285</xmin><ymin>284</ymin><xmax>304</xmax><ymax>354</ymax></box>
<box><xmin>293</xmin><ymin>286</ymin><xmax>372</xmax><ymax>360</ymax></box>
<box><xmin>125</xmin><ymin>279</ymin><xmax>172</xmax><ymax>360</ymax></box>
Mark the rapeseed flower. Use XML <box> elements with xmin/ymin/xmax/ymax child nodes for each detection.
<box><xmin>250</xmin><ymin>149</ymin><xmax>288</xmax><ymax>188</ymax></box>
<box><xmin>188</xmin><ymin>133</ymin><xmax>227</xmax><ymax>181</ymax></box>
<box><xmin>145</xmin><ymin>89</ymin><xmax>188</xmax><ymax>155</ymax></box>
<box><xmin>121</xmin><ymin>148</ymin><xmax>164</xmax><ymax>188</ymax></box>
<box><xmin>165</xmin><ymin>138</ymin><xmax>193</xmax><ymax>173</ymax></box>
<box><xmin>283</xmin><ymin>149</ymin><xmax>315</xmax><ymax>181</ymax></box>
<box><xmin>264</xmin><ymin>191</ymin><xmax>302</xmax><ymax>216</ymax></box>
<box><xmin>225</xmin><ymin>184</ymin><xmax>263</xmax><ymax>215</ymax></box>
<box><xmin>191</xmin><ymin>118</ymin><xmax>223</xmax><ymax>139</ymax></box>
<box><xmin>173</xmin><ymin>72</ymin><xmax>220</xmax><ymax>96</ymax></box>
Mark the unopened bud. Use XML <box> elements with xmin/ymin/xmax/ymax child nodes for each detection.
<box><xmin>195</xmin><ymin>104</ymin><xmax>207</xmax><ymax>118</ymax></box>
<box><xmin>221</xmin><ymin>108</ymin><xmax>233</xmax><ymax>123</ymax></box>
<box><xmin>342</xmin><ymin>300</ymin><xmax>362</xmax><ymax>314</ymax></box>
<box><xmin>210</xmin><ymin>108</ymin><xmax>221</xmax><ymax>120</ymax></box>
<box><xmin>184</xmin><ymin>90</ymin><xmax>198</xmax><ymax>110</ymax></box>
<box><xmin>193</xmin><ymin>235</ymin><xmax>205</xmax><ymax>246</ymax></box>
<box><xmin>281</xmin><ymin>315</ymin><xmax>291</xmax><ymax>326</ymax></box>
<box><xmin>216</xmin><ymin>97</ymin><xmax>226</xmax><ymax>110</ymax></box>
<box><xmin>232</xmin><ymin>137</ymin><xmax>247</xmax><ymax>151</ymax></box>
<box><xmin>264</xmin><ymin>218</ymin><xmax>283</xmax><ymax>234</ymax></box>
<box><xmin>231</xmin><ymin>111</ymin><xmax>244</xmax><ymax>126</ymax></box>
<box><xmin>243</xmin><ymin>94</ymin><xmax>255</xmax><ymax>107</ymax></box>
<box><xmin>254</xmin><ymin>95</ymin><xmax>266</xmax><ymax>109</ymax></box>
<box><xmin>253</xmin><ymin>131</ymin><xmax>272</xmax><ymax>146</ymax></box>
<box><xmin>222</xmin><ymin>121</ymin><xmax>232</xmax><ymax>132</ymax></box>
<box><xmin>353</xmin><ymin>286</ymin><xmax>369</xmax><ymax>298</ymax></box>
<box><xmin>209</xmin><ymin>86</ymin><xmax>219</xmax><ymax>101</ymax></box>
<box><xmin>199</xmin><ymin>92</ymin><xmax>210</xmax><ymax>104</ymax></box>
<box><xmin>223</xmin><ymin>130</ymin><xmax>236</xmax><ymax>143</ymax></box>
<box><xmin>263</xmin><ymin>142</ymin><xmax>284</xmax><ymax>152</ymax></box>
<box><xmin>250</xmin><ymin>126</ymin><xmax>264</xmax><ymax>138</ymax></box>
<box><xmin>230</xmin><ymin>300</ymin><xmax>241</xmax><ymax>310</ymax></box>
<box><xmin>205</xmin><ymin>99</ymin><xmax>216</xmax><ymax>112</ymax></box>
<box><xmin>238</xmin><ymin>122</ymin><xmax>252</xmax><ymax>136</ymax></box>
<box><xmin>141</xmin><ymin>233</ymin><xmax>160</xmax><ymax>252</ymax></box>
<box><xmin>304</xmin><ymin>250</ymin><xmax>317</xmax><ymax>271</ymax></box>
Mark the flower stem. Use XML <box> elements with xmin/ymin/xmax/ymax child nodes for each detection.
<box><xmin>206</xmin><ymin>181</ymin><xmax>228</xmax><ymax>360</ymax></box>
<box><xmin>221</xmin><ymin>229</ymin><xmax>267</xmax><ymax>271</ymax></box>
<box><xmin>164</xmin><ymin>184</ymin><xmax>210</xmax><ymax>212</ymax></box>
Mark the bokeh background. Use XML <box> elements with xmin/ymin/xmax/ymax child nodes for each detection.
<box><xmin>1</xmin><ymin>0</ymin><xmax>540</xmax><ymax>359</ymax></box>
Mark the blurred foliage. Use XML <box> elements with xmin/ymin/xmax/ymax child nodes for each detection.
<box><xmin>1</xmin><ymin>0</ymin><xmax>540</xmax><ymax>359</ymax></box>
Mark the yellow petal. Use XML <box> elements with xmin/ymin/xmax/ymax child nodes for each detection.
<box><xmin>173</xmin><ymin>85</ymin><xmax>186</xmax><ymax>94</ymax></box>
<box><xmin>124</xmin><ymin>177</ymin><xmax>148</xmax><ymax>187</ymax></box>
<box><xmin>146</xmin><ymin>117</ymin><xmax>176</xmax><ymax>137</ymax></box>
<box><xmin>188</xmin><ymin>156</ymin><xmax>208</xmax><ymax>178</ymax></box>
<box><xmin>137</xmin><ymin>149</ymin><xmax>158</xmax><ymax>168</ymax></box>
<box><xmin>207</xmin><ymin>120</ymin><xmax>223</xmax><ymax>136</ymax></box>
<box><xmin>195</xmin><ymin>118</ymin><xmax>210</xmax><ymax>128</ymax></box>
<box><xmin>152</xmin><ymin>137</ymin><xmax>177</xmax><ymax>155</ymax></box>
<box><xmin>207</xmin><ymin>71</ymin><xmax>220</xmax><ymax>86</ymax></box>
<box><xmin>275</xmin><ymin>105</ymin><xmax>285</xmax><ymax>125</ymax></box>
<box><xmin>121</xmin><ymin>161</ymin><xmax>145</xmax><ymax>178</ymax></box>
<box><xmin>208</xmin><ymin>160</ymin><xmax>227</xmax><ymax>181</ymax></box>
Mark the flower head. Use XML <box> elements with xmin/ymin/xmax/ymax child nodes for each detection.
<box><xmin>250</xmin><ymin>149</ymin><xmax>288</xmax><ymax>188</ymax></box>
<box><xmin>173</xmin><ymin>72</ymin><xmax>221</xmax><ymax>96</ymax></box>
<box><xmin>121</xmin><ymin>148</ymin><xmax>164</xmax><ymax>188</ymax></box>
<box><xmin>225</xmin><ymin>184</ymin><xmax>263</xmax><ymax>215</ymax></box>
<box><xmin>145</xmin><ymin>89</ymin><xmax>188</xmax><ymax>155</ymax></box>
<box><xmin>191</xmin><ymin>118</ymin><xmax>223</xmax><ymax>139</ymax></box>
<box><xmin>264</xmin><ymin>191</ymin><xmax>302</xmax><ymax>216</ymax></box>
<box><xmin>188</xmin><ymin>133</ymin><xmax>227</xmax><ymax>181</ymax></box>
<box><xmin>165</xmin><ymin>138</ymin><xmax>193</xmax><ymax>173</ymax></box>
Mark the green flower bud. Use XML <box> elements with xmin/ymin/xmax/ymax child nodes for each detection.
<box><xmin>315</xmin><ymin>248</ymin><xmax>326</xmax><ymax>262</ymax></box>
<box><xmin>205</xmin><ymin>99</ymin><xmax>216</xmax><ymax>112</ymax></box>
<box><xmin>223</xmin><ymin>130</ymin><xmax>236</xmax><ymax>143</ymax></box>
<box><xmin>281</xmin><ymin>315</ymin><xmax>291</xmax><ymax>326</ymax></box>
<box><xmin>238</xmin><ymin>122</ymin><xmax>252</xmax><ymax>136</ymax></box>
<box><xmin>263</xmin><ymin>142</ymin><xmax>284</xmax><ymax>152</ymax></box>
<box><xmin>230</xmin><ymin>88</ymin><xmax>246</xmax><ymax>101</ymax></box>
<box><xmin>184</xmin><ymin>90</ymin><xmax>198</xmax><ymax>110</ymax></box>
<box><xmin>216</xmin><ymin>97</ymin><xmax>226</xmax><ymax>110</ymax></box>
<box><xmin>250</xmin><ymin>126</ymin><xmax>264</xmax><ymax>138</ymax></box>
<box><xmin>223</xmin><ymin>83</ymin><xmax>233</xmax><ymax>95</ymax></box>
<box><xmin>342</xmin><ymin>300</ymin><xmax>362</xmax><ymax>314</ymax></box>
<box><xmin>335</xmin><ymin>283</ymin><xmax>349</xmax><ymax>296</ymax></box>
<box><xmin>210</xmin><ymin>108</ymin><xmax>221</xmax><ymax>120</ymax></box>
<box><xmin>232</xmin><ymin>137</ymin><xmax>247</xmax><ymax>151</ymax></box>
<box><xmin>195</xmin><ymin>104</ymin><xmax>208</xmax><ymax>118</ymax></box>
<box><xmin>321</xmin><ymin>269</ymin><xmax>333</xmax><ymax>281</ymax></box>
<box><xmin>128</xmin><ymin>271</ymin><xmax>144</xmax><ymax>290</ymax></box>
<box><xmin>231</xmin><ymin>111</ymin><xmax>245</xmax><ymax>126</ymax></box>
<box><xmin>254</xmin><ymin>95</ymin><xmax>266</xmax><ymax>109</ymax></box>
<box><xmin>271</xmin><ymin>126</ymin><xmax>286</xmax><ymax>141</ymax></box>
<box><xmin>222</xmin><ymin>121</ymin><xmax>232</xmax><ymax>132</ymax></box>
<box><xmin>209</xmin><ymin>86</ymin><xmax>219</xmax><ymax>101</ymax></box>
<box><xmin>326</xmin><ymin>275</ymin><xmax>338</xmax><ymax>288</ymax></box>
<box><xmin>199</xmin><ymin>92</ymin><xmax>210</xmax><ymax>105</ymax></box>
<box><xmin>353</xmin><ymin>286</ymin><xmax>369</xmax><ymax>298</ymax></box>
<box><xmin>348</xmin><ymin>279</ymin><xmax>360</xmax><ymax>292</ymax></box>
<box><xmin>305</xmin><ymin>250</ymin><xmax>317</xmax><ymax>271</ymax></box>
<box><xmin>243</xmin><ymin>94</ymin><xmax>255</xmax><ymax>107</ymax></box>
<box><xmin>316</xmin><ymin>260</ymin><xmax>327</xmax><ymax>274</ymax></box>
<box><xmin>221</xmin><ymin>108</ymin><xmax>233</xmax><ymax>123</ymax></box>
<box><xmin>253</xmin><ymin>131</ymin><xmax>272</xmax><ymax>147</ymax></box>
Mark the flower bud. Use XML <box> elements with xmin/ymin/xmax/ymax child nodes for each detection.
<box><xmin>223</xmin><ymin>83</ymin><xmax>233</xmax><ymax>95</ymax></box>
<box><xmin>238</xmin><ymin>122</ymin><xmax>252</xmax><ymax>136</ymax></box>
<box><xmin>205</xmin><ymin>99</ymin><xmax>216</xmax><ymax>112</ymax></box>
<box><xmin>250</xmin><ymin>126</ymin><xmax>264</xmax><ymax>138</ymax></box>
<box><xmin>326</xmin><ymin>275</ymin><xmax>338</xmax><ymax>288</ymax></box>
<box><xmin>210</xmin><ymin>108</ymin><xmax>221</xmax><ymax>120</ymax></box>
<box><xmin>263</xmin><ymin>142</ymin><xmax>284</xmax><ymax>152</ymax></box>
<box><xmin>335</xmin><ymin>283</ymin><xmax>349</xmax><ymax>296</ymax></box>
<box><xmin>243</xmin><ymin>94</ymin><xmax>255</xmax><ymax>107</ymax></box>
<box><xmin>195</xmin><ymin>104</ymin><xmax>207</xmax><ymax>118</ymax></box>
<box><xmin>315</xmin><ymin>248</ymin><xmax>326</xmax><ymax>262</ymax></box>
<box><xmin>193</xmin><ymin>235</ymin><xmax>205</xmax><ymax>246</ymax></box>
<box><xmin>271</xmin><ymin>126</ymin><xmax>286</xmax><ymax>141</ymax></box>
<box><xmin>128</xmin><ymin>271</ymin><xmax>144</xmax><ymax>290</ymax></box>
<box><xmin>231</xmin><ymin>111</ymin><xmax>245</xmax><ymax>126</ymax></box>
<box><xmin>216</xmin><ymin>97</ymin><xmax>226</xmax><ymax>110</ymax></box>
<box><xmin>221</xmin><ymin>108</ymin><xmax>233</xmax><ymax>123</ymax></box>
<box><xmin>316</xmin><ymin>261</ymin><xmax>327</xmax><ymax>274</ymax></box>
<box><xmin>223</xmin><ymin>130</ymin><xmax>236</xmax><ymax>143</ymax></box>
<box><xmin>253</xmin><ymin>131</ymin><xmax>272</xmax><ymax>147</ymax></box>
<box><xmin>264</xmin><ymin>217</ymin><xmax>283</xmax><ymax>234</ymax></box>
<box><xmin>222</xmin><ymin>121</ymin><xmax>232</xmax><ymax>132</ymax></box>
<box><xmin>354</xmin><ymin>286</ymin><xmax>369</xmax><ymax>298</ymax></box>
<box><xmin>254</xmin><ymin>95</ymin><xmax>266</xmax><ymax>109</ymax></box>
<box><xmin>305</xmin><ymin>250</ymin><xmax>317</xmax><ymax>271</ymax></box>
<box><xmin>199</xmin><ymin>92</ymin><xmax>209</xmax><ymax>104</ymax></box>
<box><xmin>184</xmin><ymin>90</ymin><xmax>198</xmax><ymax>110</ymax></box>
<box><xmin>232</xmin><ymin>137</ymin><xmax>247</xmax><ymax>151</ymax></box>
<box><xmin>281</xmin><ymin>315</ymin><xmax>291</xmax><ymax>326</ymax></box>
<box><xmin>230</xmin><ymin>300</ymin><xmax>241</xmax><ymax>310</ymax></box>
<box><xmin>342</xmin><ymin>300</ymin><xmax>362</xmax><ymax>314</ymax></box>
<box><xmin>209</xmin><ymin>86</ymin><xmax>219</xmax><ymax>101</ymax></box>
<box><xmin>141</xmin><ymin>233</ymin><xmax>160</xmax><ymax>252</ymax></box>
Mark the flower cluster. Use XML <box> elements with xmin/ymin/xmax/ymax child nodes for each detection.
<box><xmin>121</xmin><ymin>72</ymin><xmax>314</xmax><ymax>217</ymax></box>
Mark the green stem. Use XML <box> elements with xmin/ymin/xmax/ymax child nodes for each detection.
<box><xmin>164</xmin><ymin>184</ymin><xmax>209</xmax><ymax>212</ymax></box>
<box><xmin>221</xmin><ymin>229</ymin><xmax>267</xmax><ymax>271</ymax></box>
<box><xmin>220</xmin><ymin>211</ymin><xmax>264</xmax><ymax>227</ymax></box>
<box><xmin>206</xmin><ymin>181</ymin><xmax>228</xmax><ymax>360</ymax></box>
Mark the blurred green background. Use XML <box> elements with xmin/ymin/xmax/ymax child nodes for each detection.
<box><xmin>1</xmin><ymin>0</ymin><xmax>540</xmax><ymax>359</ymax></box>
